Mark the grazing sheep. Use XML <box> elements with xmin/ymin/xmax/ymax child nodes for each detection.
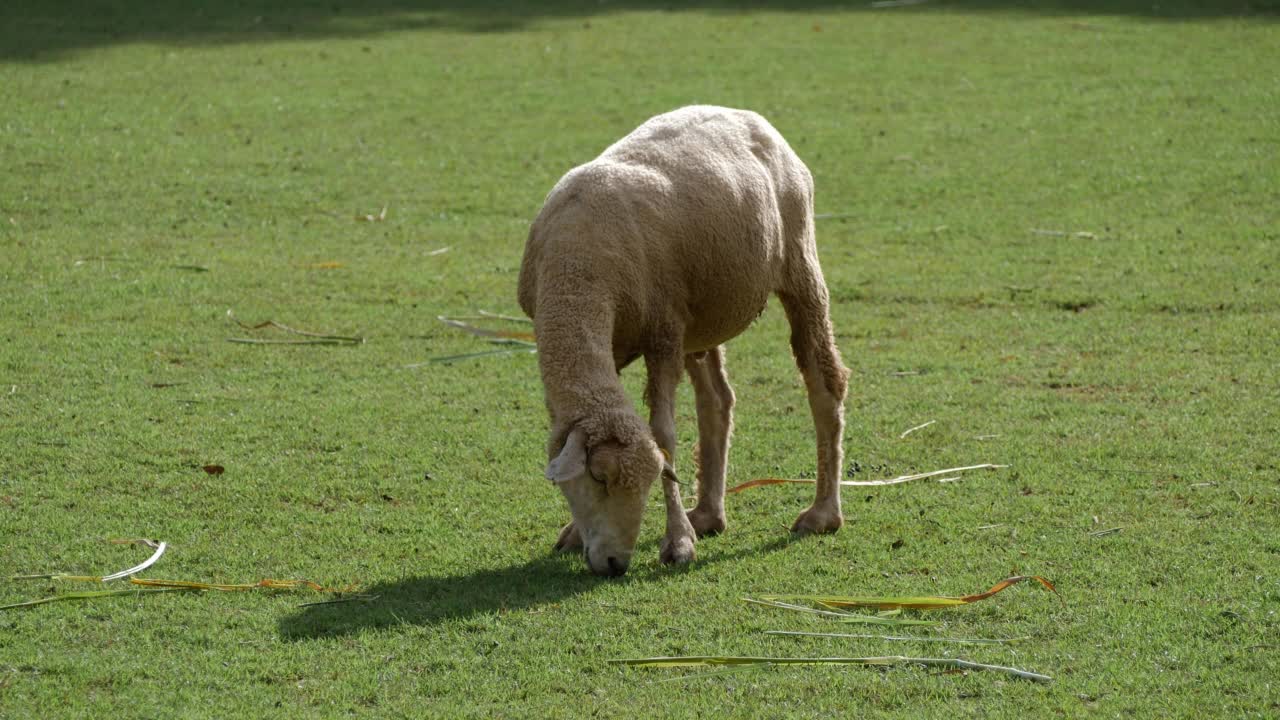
<box><xmin>517</xmin><ymin>105</ymin><xmax>849</xmax><ymax>577</ymax></box>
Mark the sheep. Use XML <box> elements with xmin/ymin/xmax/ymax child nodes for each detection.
<box><xmin>517</xmin><ymin>105</ymin><xmax>850</xmax><ymax>577</ymax></box>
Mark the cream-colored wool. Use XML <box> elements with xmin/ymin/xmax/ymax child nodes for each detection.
<box><xmin>519</xmin><ymin>106</ymin><xmax>849</xmax><ymax>577</ymax></box>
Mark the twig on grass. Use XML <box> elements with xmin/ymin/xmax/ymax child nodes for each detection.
<box><xmin>759</xmin><ymin>575</ymin><xmax>1062</xmax><ymax>611</ymax></box>
<box><xmin>129</xmin><ymin>577</ymin><xmax>357</xmax><ymax>593</ymax></box>
<box><xmin>4</xmin><ymin>539</ymin><xmax>359</xmax><ymax>611</ymax></box>
<box><xmin>728</xmin><ymin>463</ymin><xmax>1008</xmax><ymax>493</ymax></box>
<box><xmin>477</xmin><ymin>310</ymin><xmax>532</xmax><ymax>324</ymax></box>
<box><xmin>426</xmin><ymin>246</ymin><xmax>451</xmax><ymax>256</ymax></box>
<box><xmin>745</xmin><ymin>597</ymin><xmax>939</xmax><ymax>626</ymax></box>
<box><xmin>0</xmin><ymin>587</ymin><xmax>197</xmax><ymax>610</ymax></box>
<box><xmin>9</xmin><ymin>539</ymin><xmax>168</xmax><ymax>583</ymax></box>
<box><xmin>1030</xmin><ymin>228</ymin><xmax>1097</xmax><ymax>239</ymax></box>
<box><xmin>899</xmin><ymin>420</ymin><xmax>936</xmax><ymax>439</ymax></box>
<box><xmin>416</xmin><ymin>313</ymin><xmax>539</xmax><ymax>364</ymax></box>
<box><xmin>1088</xmin><ymin>527</ymin><xmax>1124</xmax><ymax>537</ymax></box>
<box><xmin>227</xmin><ymin>337</ymin><xmax>360</xmax><ymax>346</ymax></box>
<box><xmin>297</xmin><ymin>594</ymin><xmax>381</xmax><ymax>608</ymax></box>
<box><xmin>226</xmin><ymin>310</ymin><xmax>364</xmax><ymax>345</ymax></box>
<box><xmin>610</xmin><ymin>655</ymin><xmax>1051</xmax><ymax>683</ymax></box>
<box><xmin>408</xmin><ymin>339</ymin><xmax>537</xmax><ymax>367</ymax></box>
<box><xmin>437</xmin><ymin>315</ymin><xmax>536</xmax><ymax>341</ymax></box>
<box><xmin>652</xmin><ymin>662</ymin><xmax>774</xmax><ymax>684</ymax></box>
<box><xmin>766</xmin><ymin>630</ymin><xmax>1028</xmax><ymax>645</ymax></box>
<box><xmin>100</xmin><ymin>539</ymin><xmax>167</xmax><ymax>581</ymax></box>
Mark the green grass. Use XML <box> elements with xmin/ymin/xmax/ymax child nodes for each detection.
<box><xmin>2</xmin><ymin>1</ymin><xmax>1277</xmax><ymax>717</ymax></box>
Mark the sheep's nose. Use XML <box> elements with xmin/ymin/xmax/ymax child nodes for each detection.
<box><xmin>605</xmin><ymin>556</ymin><xmax>628</xmax><ymax>577</ymax></box>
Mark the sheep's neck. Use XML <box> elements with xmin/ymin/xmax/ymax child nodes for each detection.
<box><xmin>534</xmin><ymin>297</ymin><xmax>634</xmax><ymax>426</ymax></box>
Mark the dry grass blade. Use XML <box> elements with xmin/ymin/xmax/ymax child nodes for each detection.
<box><xmin>898</xmin><ymin>420</ymin><xmax>936</xmax><ymax>439</ymax></box>
<box><xmin>437</xmin><ymin>316</ymin><xmax>536</xmax><ymax>342</ymax></box>
<box><xmin>0</xmin><ymin>587</ymin><xmax>197</xmax><ymax>610</ymax></box>
<box><xmin>765</xmin><ymin>630</ymin><xmax>1028</xmax><ymax>645</ymax></box>
<box><xmin>297</xmin><ymin>594</ymin><xmax>380</xmax><ymax>608</ymax></box>
<box><xmin>844</xmin><ymin>463</ymin><xmax>1007</xmax><ymax>487</ymax></box>
<box><xmin>653</xmin><ymin>662</ymin><xmax>774</xmax><ymax>684</ymax></box>
<box><xmin>744</xmin><ymin>597</ymin><xmax>939</xmax><ymax>626</ymax></box>
<box><xmin>226</xmin><ymin>310</ymin><xmax>364</xmax><ymax>345</ymax></box>
<box><xmin>101</xmin><ymin>540</ymin><xmax>167</xmax><ymax>582</ymax></box>
<box><xmin>226</xmin><ymin>337</ymin><xmax>360</xmax><ymax>346</ymax></box>
<box><xmin>477</xmin><ymin>310</ymin><xmax>532</xmax><ymax>324</ymax></box>
<box><xmin>412</xmin><ymin>344</ymin><xmax>537</xmax><ymax>366</ymax></box>
<box><xmin>762</xmin><ymin>575</ymin><xmax>1061</xmax><ymax>611</ymax></box>
<box><xmin>728</xmin><ymin>464</ymin><xmax>1007</xmax><ymax>493</ymax></box>
<box><xmin>9</xmin><ymin>539</ymin><xmax>168</xmax><ymax>584</ymax></box>
<box><xmin>610</xmin><ymin>656</ymin><xmax>1051</xmax><ymax>682</ymax></box>
<box><xmin>129</xmin><ymin>577</ymin><xmax>356</xmax><ymax>593</ymax></box>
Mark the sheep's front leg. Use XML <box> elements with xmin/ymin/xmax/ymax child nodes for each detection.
<box><xmin>645</xmin><ymin>349</ymin><xmax>696</xmax><ymax>565</ymax></box>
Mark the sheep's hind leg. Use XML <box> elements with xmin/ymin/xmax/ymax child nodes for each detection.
<box><xmin>646</xmin><ymin>348</ymin><xmax>697</xmax><ymax>565</ymax></box>
<box><xmin>684</xmin><ymin>347</ymin><xmax>734</xmax><ymax>537</ymax></box>
<box><xmin>778</xmin><ymin>282</ymin><xmax>850</xmax><ymax>535</ymax></box>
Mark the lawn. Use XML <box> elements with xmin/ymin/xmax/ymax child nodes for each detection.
<box><xmin>1</xmin><ymin>1</ymin><xmax>1277</xmax><ymax>717</ymax></box>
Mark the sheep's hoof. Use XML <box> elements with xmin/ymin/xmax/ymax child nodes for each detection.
<box><xmin>553</xmin><ymin>522</ymin><xmax>583</xmax><ymax>552</ymax></box>
<box><xmin>687</xmin><ymin>508</ymin><xmax>727</xmax><ymax>538</ymax></box>
<box><xmin>659</xmin><ymin>533</ymin><xmax>696</xmax><ymax>566</ymax></box>
<box><xmin>791</xmin><ymin>505</ymin><xmax>844</xmax><ymax>535</ymax></box>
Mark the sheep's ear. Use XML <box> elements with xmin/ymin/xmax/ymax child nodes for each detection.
<box><xmin>546</xmin><ymin>428</ymin><xmax>588</xmax><ymax>484</ymax></box>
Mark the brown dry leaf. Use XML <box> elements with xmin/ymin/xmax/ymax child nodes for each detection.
<box><xmin>202</xmin><ymin>464</ymin><xmax>225</xmax><ymax>475</ymax></box>
<box><xmin>308</xmin><ymin>261</ymin><xmax>345</xmax><ymax>269</ymax></box>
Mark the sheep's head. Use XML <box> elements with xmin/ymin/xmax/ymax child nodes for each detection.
<box><xmin>546</xmin><ymin>426</ymin><xmax>667</xmax><ymax>577</ymax></box>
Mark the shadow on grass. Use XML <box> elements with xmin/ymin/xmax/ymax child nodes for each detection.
<box><xmin>4</xmin><ymin>0</ymin><xmax>1275</xmax><ymax>62</ymax></box>
<box><xmin>278</xmin><ymin>533</ymin><xmax>798</xmax><ymax>641</ymax></box>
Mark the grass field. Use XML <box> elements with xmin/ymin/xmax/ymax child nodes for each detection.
<box><xmin>2</xmin><ymin>1</ymin><xmax>1278</xmax><ymax>717</ymax></box>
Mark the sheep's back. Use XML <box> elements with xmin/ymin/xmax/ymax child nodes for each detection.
<box><xmin>522</xmin><ymin>105</ymin><xmax>814</xmax><ymax>354</ymax></box>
